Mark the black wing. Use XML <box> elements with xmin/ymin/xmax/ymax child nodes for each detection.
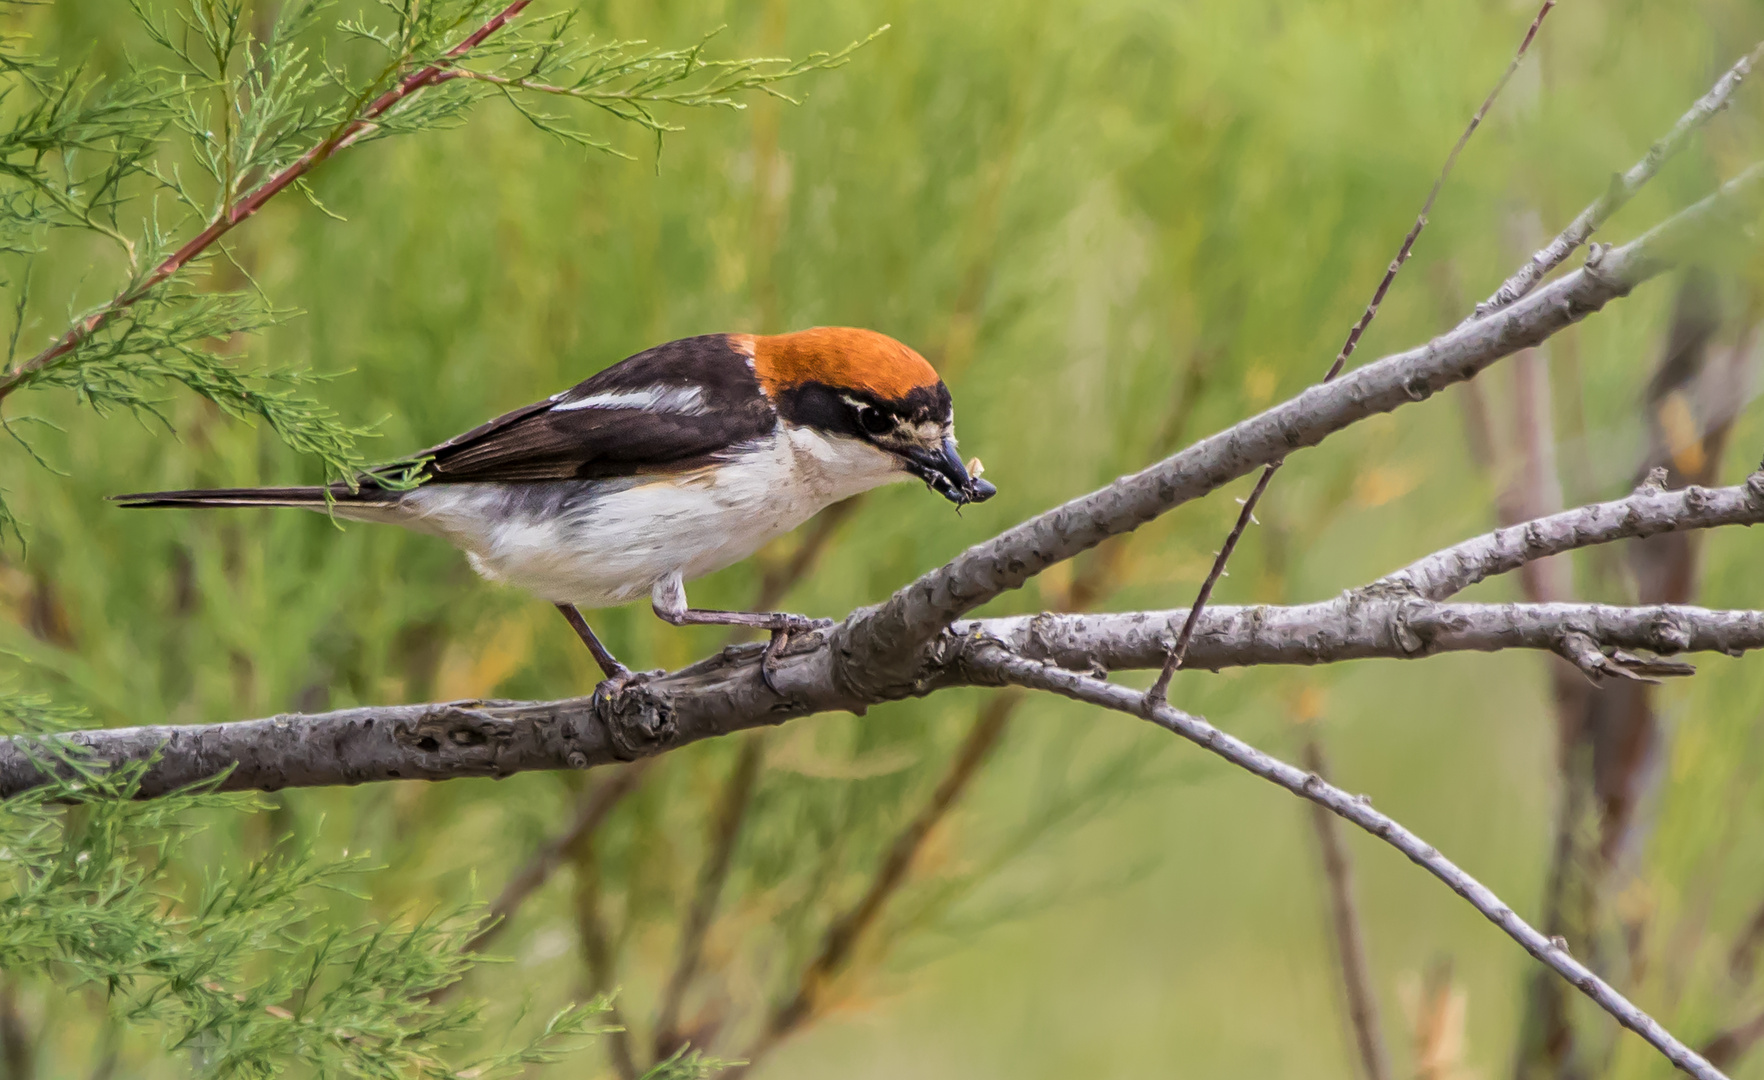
<box><xmin>408</xmin><ymin>334</ymin><xmax>775</xmax><ymax>484</ymax></box>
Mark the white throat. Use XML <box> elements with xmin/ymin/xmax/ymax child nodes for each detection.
<box><xmin>778</xmin><ymin>424</ymin><xmax>912</xmax><ymax>502</ymax></box>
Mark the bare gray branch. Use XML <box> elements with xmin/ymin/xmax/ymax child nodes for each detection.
<box><xmin>3</xmin><ymin>158</ymin><xmax>1760</xmax><ymax>1080</ymax></box>
<box><xmin>836</xmin><ymin>162</ymin><xmax>1764</xmax><ymax>697</ymax></box>
<box><xmin>967</xmin><ymin>601</ymin><xmax>1764</xmax><ymax>674</ymax></box>
<box><xmin>1377</xmin><ymin>473</ymin><xmax>1764</xmax><ymax>601</ymax></box>
<box><xmin>1474</xmin><ymin>41</ymin><xmax>1764</xmax><ymax>317</ymax></box>
<box><xmin>965</xmin><ymin>645</ymin><xmax>1725</xmax><ymax>1080</ymax></box>
<box><xmin>7</xmin><ymin>598</ymin><xmax>1759</xmax><ymax>799</ymax></box>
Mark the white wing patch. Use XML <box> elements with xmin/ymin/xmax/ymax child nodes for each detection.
<box><xmin>551</xmin><ymin>386</ymin><xmax>707</xmax><ymax>414</ymax></box>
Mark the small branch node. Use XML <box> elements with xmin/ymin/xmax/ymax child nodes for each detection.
<box><xmin>1611</xmin><ymin>647</ymin><xmax>1696</xmax><ymax>678</ymax></box>
<box><xmin>1557</xmin><ymin>632</ymin><xmax>1694</xmax><ymax>685</ymax></box>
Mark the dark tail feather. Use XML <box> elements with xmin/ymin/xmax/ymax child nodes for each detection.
<box><xmin>110</xmin><ymin>485</ymin><xmax>393</xmax><ymax>509</ymax></box>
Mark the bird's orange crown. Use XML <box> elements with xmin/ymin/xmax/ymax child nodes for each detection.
<box><xmin>739</xmin><ymin>327</ymin><xmax>940</xmax><ymax>400</ymax></box>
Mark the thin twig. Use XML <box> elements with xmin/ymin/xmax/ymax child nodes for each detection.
<box><xmin>1474</xmin><ymin>40</ymin><xmax>1764</xmax><ymax>319</ymax></box>
<box><xmin>1303</xmin><ymin>738</ymin><xmax>1392</xmax><ymax>1080</ymax></box>
<box><xmin>85</xmin><ymin>1021</ymin><xmax>120</xmax><ymax>1080</ymax></box>
<box><xmin>1513</xmin><ymin>272</ymin><xmax>1733</xmax><ymax>1077</ymax></box>
<box><xmin>1336</xmin><ymin>0</ymin><xmax>1556</xmax><ymax>381</ymax></box>
<box><xmin>1504</xmin><ymin>343</ymin><xmax>1573</xmax><ymax>602</ymax></box>
<box><xmin>1149</xmin><ymin>462</ymin><xmax>1275</xmax><ymax>699</ymax></box>
<box><xmin>1460</xmin><ymin>279</ymin><xmax>1585</xmax><ymax>1045</ymax></box>
<box><xmin>974</xmin><ymin>645</ymin><xmax>1727</xmax><ymax>1080</ymax></box>
<box><xmin>7</xmin><ymin>163</ymin><xmax>1761</xmax><ymax>800</ymax></box>
<box><xmin>0</xmin><ymin>0</ymin><xmax>535</xmax><ymax>403</ymax></box>
<box><xmin>722</xmin><ymin>386</ymin><xmax>1201</xmax><ymax>1072</ymax></box>
<box><xmin>728</xmin><ymin>442</ymin><xmax>1180</xmax><ymax>1072</ymax></box>
<box><xmin>1373</xmin><ymin>472</ymin><xmax>1764</xmax><ymax>602</ymax></box>
<box><xmin>1147</xmin><ymin>0</ymin><xmax>1558</xmax><ymax>702</ymax></box>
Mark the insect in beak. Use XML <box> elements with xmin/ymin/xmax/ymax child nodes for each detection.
<box><xmin>906</xmin><ymin>437</ymin><xmax>997</xmax><ymax>506</ymax></box>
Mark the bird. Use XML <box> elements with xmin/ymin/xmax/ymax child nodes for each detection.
<box><xmin>113</xmin><ymin>327</ymin><xmax>996</xmax><ymax>689</ymax></box>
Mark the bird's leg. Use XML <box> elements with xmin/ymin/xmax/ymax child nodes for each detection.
<box><xmin>650</xmin><ymin>574</ymin><xmax>832</xmax><ymax>693</ymax></box>
<box><xmin>554</xmin><ymin>603</ymin><xmax>634</xmax><ymax>685</ymax></box>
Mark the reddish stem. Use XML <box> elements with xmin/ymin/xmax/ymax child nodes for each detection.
<box><xmin>0</xmin><ymin>0</ymin><xmax>533</xmax><ymax>401</ymax></box>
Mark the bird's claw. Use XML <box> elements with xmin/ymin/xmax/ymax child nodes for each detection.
<box><xmin>760</xmin><ymin>641</ymin><xmax>786</xmax><ymax>696</ymax></box>
<box><xmin>595</xmin><ymin>667</ymin><xmax>662</xmax><ymax>701</ymax></box>
<box><xmin>759</xmin><ymin>616</ymin><xmax>832</xmax><ymax>696</ymax></box>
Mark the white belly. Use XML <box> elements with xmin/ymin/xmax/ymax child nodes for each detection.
<box><xmin>379</xmin><ymin>428</ymin><xmax>906</xmax><ymax>608</ymax></box>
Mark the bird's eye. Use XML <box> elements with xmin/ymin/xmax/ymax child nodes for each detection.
<box><xmin>856</xmin><ymin>406</ymin><xmax>892</xmax><ymax>436</ymax></box>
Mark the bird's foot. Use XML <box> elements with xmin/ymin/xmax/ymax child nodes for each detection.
<box><xmin>594</xmin><ymin>666</ymin><xmax>664</xmax><ymax>702</ymax></box>
<box><xmin>759</xmin><ymin>615</ymin><xmax>835</xmax><ymax>696</ymax></box>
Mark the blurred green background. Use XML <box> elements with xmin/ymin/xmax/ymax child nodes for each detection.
<box><xmin>7</xmin><ymin>0</ymin><xmax>1764</xmax><ymax>1076</ymax></box>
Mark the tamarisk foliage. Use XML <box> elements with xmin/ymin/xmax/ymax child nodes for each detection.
<box><xmin>0</xmin><ymin>1</ymin><xmax>864</xmax><ymax>1074</ymax></box>
<box><xmin>0</xmin><ymin>0</ymin><xmax>872</xmax><ymax>533</ymax></box>
<box><xmin>6</xmin><ymin>1</ymin><xmax>1764</xmax><ymax>1077</ymax></box>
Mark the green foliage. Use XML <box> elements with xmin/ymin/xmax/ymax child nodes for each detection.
<box><xmin>0</xmin><ymin>694</ymin><xmax>610</xmax><ymax>1077</ymax></box>
<box><xmin>0</xmin><ymin>0</ymin><xmax>878</xmax><ymax>530</ymax></box>
<box><xmin>2</xmin><ymin>0</ymin><xmax>1763</xmax><ymax>1077</ymax></box>
<box><xmin>642</xmin><ymin>1045</ymin><xmax>740</xmax><ymax>1080</ymax></box>
<box><xmin>0</xmin><ymin>0</ymin><xmax>878</xmax><ymax>1074</ymax></box>
<box><xmin>373</xmin><ymin>14</ymin><xmax>887</xmax><ymax>155</ymax></box>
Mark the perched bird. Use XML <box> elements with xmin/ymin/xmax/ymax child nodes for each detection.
<box><xmin>114</xmin><ymin>327</ymin><xmax>995</xmax><ymax>687</ymax></box>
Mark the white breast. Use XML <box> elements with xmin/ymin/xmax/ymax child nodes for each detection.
<box><xmin>381</xmin><ymin>427</ymin><xmax>907</xmax><ymax>609</ymax></box>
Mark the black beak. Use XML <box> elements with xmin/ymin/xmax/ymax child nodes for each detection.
<box><xmin>906</xmin><ymin>437</ymin><xmax>997</xmax><ymax>507</ymax></box>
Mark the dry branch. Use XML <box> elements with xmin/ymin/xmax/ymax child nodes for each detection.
<box><xmin>10</xmin><ymin>308</ymin><xmax>1764</xmax><ymax>797</ymax></box>
<box><xmin>0</xmin><ymin>143</ymin><xmax>1756</xmax><ymax>1080</ymax></box>
<box><xmin>9</xmin><ymin>597</ymin><xmax>1761</xmax><ymax>799</ymax></box>
<box><xmin>836</xmin><ymin>161</ymin><xmax>1764</xmax><ymax>699</ymax></box>
<box><xmin>1475</xmin><ymin>41</ymin><xmax>1764</xmax><ymax>318</ymax></box>
<box><xmin>969</xmin><ymin>601</ymin><xmax>1764</xmax><ymax>674</ymax></box>
<box><xmin>965</xmin><ymin>646</ymin><xmax>1725</xmax><ymax>1080</ymax></box>
<box><xmin>1376</xmin><ymin>474</ymin><xmax>1764</xmax><ymax>601</ymax></box>
<box><xmin>1149</xmin><ymin>0</ymin><xmax>1559</xmax><ymax>698</ymax></box>
<box><xmin>12</xmin><ymin>452</ymin><xmax>1764</xmax><ymax>790</ymax></box>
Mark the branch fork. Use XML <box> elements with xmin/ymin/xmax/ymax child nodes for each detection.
<box><xmin>1554</xmin><ymin>631</ymin><xmax>1695</xmax><ymax>685</ymax></box>
<box><xmin>7</xmin><ymin>43</ymin><xmax>1764</xmax><ymax>1080</ymax></box>
<box><xmin>969</xmin><ymin>642</ymin><xmax>1726</xmax><ymax>1079</ymax></box>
